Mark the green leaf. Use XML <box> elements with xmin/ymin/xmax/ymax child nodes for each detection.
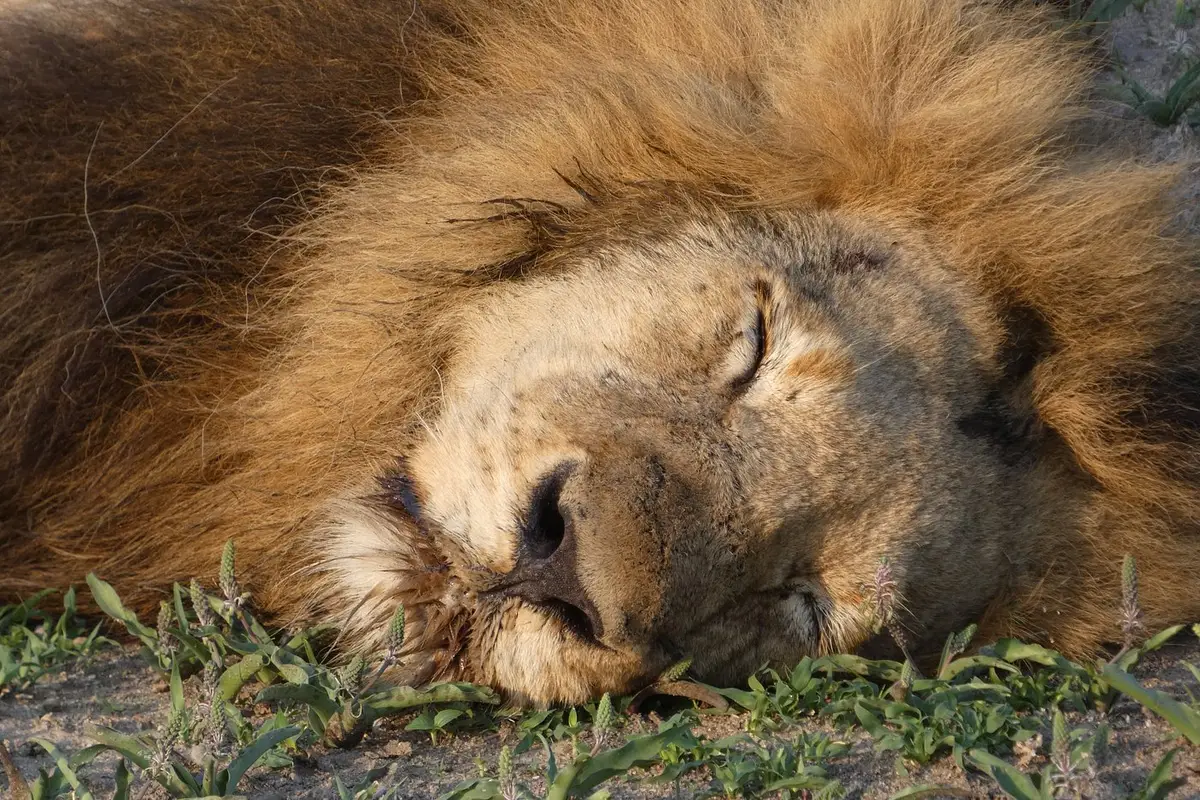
<box><xmin>1141</xmin><ymin>624</ymin><xmax>1186</xmax><ymax>653</ymax></box>
<box><xmin>936</xmin><ymin>656</ymin><xmax>1019</xmax><ymax>681</ymax></box>
<box><xmin>256</xmin><ymin>682</ymin><xmax>340</xmax><ymax>717</ymax></box>
<box><xmin>268</xmin><ymin>645</ymin><xmax>314</xmax><ymax>684</ymax></box>
<box><xmin>967</xmin><ymin>750</ymin><xmax>1046</xmax><ymax>800</ymax></box>
<box><xmin>888</xmin><ymin>787</ymin><xmax>974</xmax><ymax>799</ymax></box>
<box><xmin>1082</xmin><ymin>0</ymin><xmax>1135</xmax><ymax>23</ymax></box>
<box><xmin>85</xmin><ymin>573</ymin><xmax>157</xmax><ymax>648</ymax></box>
<box><xmin>853</xmin><ymin>702</ymin><xmax>891</xmax><ymax>740</ymax></box>
<box><xmin>712</xmin><ymin>686</ymin><xmax>761</xmax><ymax>710</ymax></box>
<box><xmin>169</xmin><ymin>662</ymin><xmax>185</xmax><ymax>716</ymax></box>
<box><xmin>789</xmin><ymin>658</ymin><xmax>815</xmax><ymax>691</ymax></box>
<box><xmin>1101</xmin><ymin>664</ymin><xmax>1200</xmax><ymax>744</ymax></box>
<box><xmin>30</xmin><ymin>766</ymin><xmax>67</xmax><ymax>800</ymax></box>
<box><xmin>1164</xmin><ymin>61</ymin><xmax>1200</xmax><ymax>117</ymax></box>
<box><xmin>761</xmin><ymin>774</ymin><xmax>833</xmax><ymax>792</ymax></box>
<box><xmin>817</xmin><ymin>653</ymin><xmax>903</xmax><ymax>682</ymax></box>
<box><xmin>220</xmin><ymin>724</ymin><xmax>301</xmax><ymax>792</ymax></box>
<box><xmin>436</xmin><ymin>778</ymin><xmax>503</xmax><ymax>800</ymax></box>
<box><xmin>986</xmin><ymin>640</ymin><xmax>1085</xmax><ymax>675</ymax></box>
<box><xmin>364</xmin><ymin>682</ymin><xmax>500</xmax><ymax>711</ymax></box>
<box><xmin>172</xmin><ymin>583</ymin><xmax>191</xmax><ymax>631</ymax></box>
<box><xmin>84</xmin><ymin>725</ymin><xmax>203</xmax><ymax>797</ymax></box>
<box><xmin>219</xmin><ymin>653</ymin><xmax>267</xmax><ymax>702</ymax></box>
<box><xmin>168</xmin><ymin>762</ymin><xmax>203</xmax><ymax>796</ymax></box>
<box><xmin>542</xmin><ymin>733</ymin><xmax>558</xmax><ymax>784</ymax></box>
<box><xmin>112</xmin><ymin>759</ymin><xmax>132</xmax><ymax>800</ymax></box>
<box><xmin>165</xmin><ymin>625</ymin><xmax>210</xmax><ymax>664</ymax></box>
<box><xmin>433</xmin><ymin>708</ymin><xmax>466</xmax><ymax>729</ymax></box>
<box><xmin>64</xmin><ymin>745</ymin><xmax>109</xmax><ymax>771</ymax></box>
<box><xmin>80</xmin><ymin>726</ymin><xmax>151</xmax><ymax>769</ymax></box>
<box><xmin>406</xmin><ymin>709</ymin><xmax>437</xmax><ymax>732</ymax></box>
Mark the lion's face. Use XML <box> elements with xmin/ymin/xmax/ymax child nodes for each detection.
<box><xmin>399</xmin><ymin>208</ymin><xmax>1033</xmax><ymax>704</ymax></box>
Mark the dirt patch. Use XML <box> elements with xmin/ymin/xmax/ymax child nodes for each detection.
<box><xmin>2</xmin><ymin>637</ymin><xmax>1199</xmax><ymax>797</ymax></box>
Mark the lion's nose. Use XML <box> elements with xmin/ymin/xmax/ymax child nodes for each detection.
<box><xmin>497</xmin><ymin>464</ymin><xmax>604</xmax><ymax>642</ymax></box>
<box><xmin>521</xmin><ymin>464</ymin><xmax>573</xmax><ymax>560</ymax></box>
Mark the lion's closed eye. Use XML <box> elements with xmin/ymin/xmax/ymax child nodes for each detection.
<box><xmin>724</xmin><ymin>284</ymin><xmax>772</xmax><ymax>392</ymax></box>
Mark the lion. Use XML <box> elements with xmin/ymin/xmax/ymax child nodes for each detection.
<box><xmin>1</xmin><ymin>0</ymin><xmax>1198</xmax><ymax>706</ymax></box>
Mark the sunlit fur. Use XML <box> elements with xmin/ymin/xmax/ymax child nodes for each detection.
<box><xmin>2</xmin><ymin>0</ymin><xmax>1198</xmax><ymax>705</ymax></box>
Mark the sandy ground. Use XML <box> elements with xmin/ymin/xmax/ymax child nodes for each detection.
<box><xmin>2</xmin><ymin>636</ymin><xmax>1199</xmax><ymax>798</ymax></box>
<box><xmin>2</xmin><ymin>1</ymin><xmax>1199</xmax><ymax>798</ymax></box>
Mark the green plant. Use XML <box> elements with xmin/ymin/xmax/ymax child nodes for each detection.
<box><xmin>1175</xmin><ymin>0</ymin><xmax>1197</xmax><ymax>27</ymax></box>
<box><xmin>0</xmin><ymin>588</ymin><xmax>111</xmax><ymax>691</ymax></box>
<box><xmin>14</xmin><ymin>542</ymin><xmax>504</xmax><ymax>798</ymax></box>
<box><xmin>24</xmin><ymin>739</ymin><xmax>130</xmax><ymax>800</ymax></box>
<box><xmin>10</xmin><ymin>549</ymin><xmax>1200</xmax><ymax>799</ymax></box>
<box><xmin>335</xmin><ymin>763</ymin><xmax>402</xmax><ymax>800</ymax></box>
<box><xmin>1062</xmin><ymin>0</ymin><xmax>1138</xmax><ymax>24</ymax></box>
<box><xmin>968</xmin><ymin>735</ymin><xmax>1182</xmax><ymax>800</ymax></box>
<box><xmin>440</xmin><ymin>717</ymin><xmax>699</xmax><ymax>800</ymax></box>
<box><xmin>1107</xmin><ymin>61</ymin><xmax>1200</xmax><ymax>126</ymax></box>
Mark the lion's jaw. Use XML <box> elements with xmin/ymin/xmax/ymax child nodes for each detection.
<box><xmin>337</xmin><ymin>209</ymin><xmax>1039</xmax><ymax>705</ymax></box>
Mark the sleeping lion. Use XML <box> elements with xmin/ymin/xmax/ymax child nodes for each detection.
<box><xmin>2</xmin><ymin>0</ymin><xmax>1198</xmax><ymax>705</ymax></box>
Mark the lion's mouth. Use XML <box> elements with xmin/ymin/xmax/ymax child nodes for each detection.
<box><xmin>479</xmin><ymin>580</ymin><xmax>611</xmax><ymax>650</ymax></box>
<box><xmin>525</xmin><ymin>597</ymin><xmax>603</xmax><ymax>646</ymax></box>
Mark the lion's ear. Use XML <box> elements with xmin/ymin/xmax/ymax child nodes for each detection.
<box><xmin>996</xmin><ymin>302</ymin><xmax>1055</xmax><ymax>390</ymax></box>
<box><xmin>954</xmin><ymin>302</ymin><xmax>1054</xmax><ymax>465</ymax></box>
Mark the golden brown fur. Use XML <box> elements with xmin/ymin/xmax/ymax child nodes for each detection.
<box><xmin>2</xmin><ymin>0</ymin><xmax>1198</xmax><ymax>704</ymax></box>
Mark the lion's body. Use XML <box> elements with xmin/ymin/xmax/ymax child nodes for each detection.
<box><xmin>2</xmin><ymin>0</ymin><xmax>1199</xmax><ymax>703</ymax></box>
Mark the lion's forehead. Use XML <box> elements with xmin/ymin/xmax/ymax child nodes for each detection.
<box><xmin>412</xmin><ymin>227</ymin><xmax>839</xmax><ymax>556</ymax></box>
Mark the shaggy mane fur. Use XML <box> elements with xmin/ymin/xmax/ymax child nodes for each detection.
<box><xmin>2</xmin><ymin>0</ymin><xmax>1198</xmax><ymax>666</ymax></box>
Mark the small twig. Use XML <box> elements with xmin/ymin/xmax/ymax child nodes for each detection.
<box><xmin>645</xmin><ymin>680</ymin><xmax>729</xmax><ymax>711</ymax></box>
<box><xmin>0</xmin><ymin>739</ymin><xmax>31</xmax><ymax>800</ymax></box>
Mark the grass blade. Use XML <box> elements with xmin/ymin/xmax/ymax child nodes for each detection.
<box><xmin>1164</xmin><ymin>61</ymin><xmax>1200</xmax><ymax>117</ymax></box>
<box><xmin>967</xmin><ymin>750</ymin><xmax>1046</xmax><ymax>800</ymax></box>
<box><xmin>1101</xmin><ymin>664</ymin><xmax>1200</xmax><ymax>745</ymax></box>
<box><xmin>220</xmin><ymin>724</ymin><xmax>301</xmax><ymax>792</ymax></box>
<box><xmin>112</xmin><ymin>759</ymin><xmax>132</xmax><ymax>800</ymax></box>
<box><xmin>1131</xmin><ymin>749</ymin><xmax>1184</xmax><ymax>800</ymax></box>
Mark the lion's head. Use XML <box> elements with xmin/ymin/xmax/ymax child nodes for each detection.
<box><xmin>288</xmin><ymin>0</ymin><xmax>1198</xmax><ymax>707</ymax></box>
<box><xmin>375</xmin><ymin>202</ymin><xmax>1047</xmax><ymax>703</ymax></box>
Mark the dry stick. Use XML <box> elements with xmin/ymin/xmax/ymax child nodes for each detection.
<box><xmin>0</xmin><ymin>739</ymin><xmax>31</xmax><ymax>800</ymax></box>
